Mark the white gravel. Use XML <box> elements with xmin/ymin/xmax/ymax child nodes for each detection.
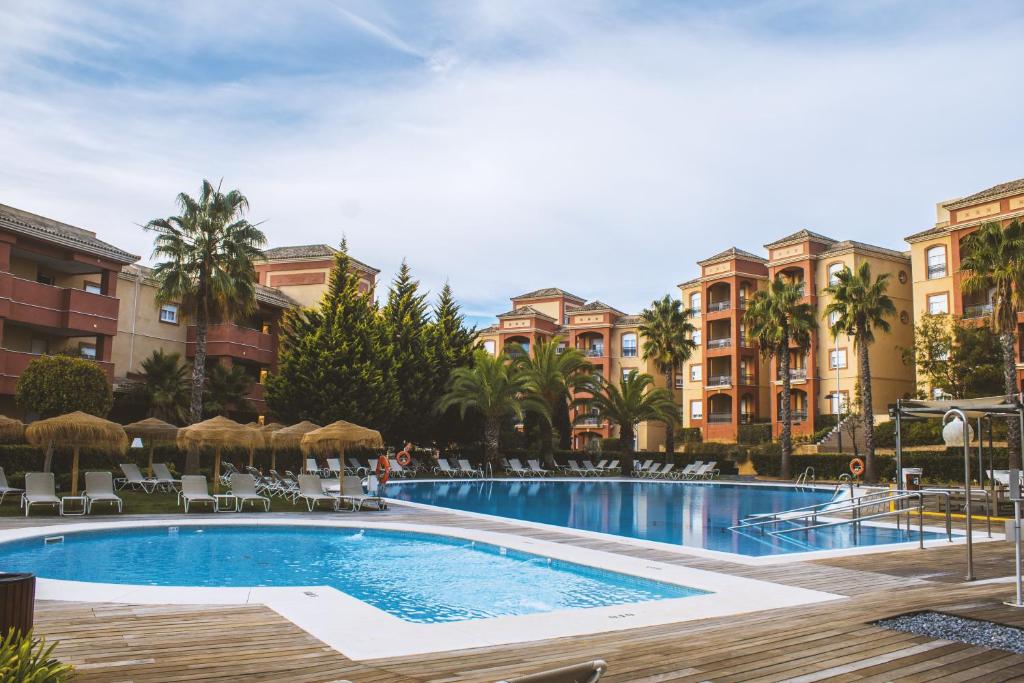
<box><xmin>875</xmin><ymin>611</ymin><xmax>1024</xmax><ymax>655</ymax></box>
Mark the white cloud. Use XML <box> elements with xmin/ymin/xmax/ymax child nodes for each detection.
<box><xmin>0</xmin><ymin>1</ymin><xmax>1022</xmax><ymax>318</ymax></box>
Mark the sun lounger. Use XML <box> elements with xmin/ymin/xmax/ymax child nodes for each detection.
<box><xmin>22</xmin><ymin>472</ymin><xmax>60</xmax><ymax>516</ymax></box>
<box><xmin>498</xmin><ymin>659</ymin><xmax>608</xmax><ymax>683</ymax></box>
<box><xmin>84</xmin><ymin>472</ymin><xmax>123</xmax><ymax>513</ymax></box>
<box><xmin>266</xmin><ymin>469</ymin><xmax>299</xmax><ymax>500</ymax></box>
<box><xmin>582</xmin><ymin>461</ymin><xmax>604</xmax><ymax>476</ymax></box>
<box><xmin>228</xmin><ymin>473</ymin><xmax>271</xmax><ymax>512</ymax></box>
<box><xmin>151</xmin><ymin>463</ymin><xmax>181</xmax><ymax>492</ymax></box>
<box><xmin>507</xmin><ymin>458</ymin><xmax>532</xmax><ymax>477</ymax></box>
<box><xmin>604</xmin><ymin>460</ymin><xmax>620</xmax><ymax>474</ymax></box>
<box><xmin>683</xmin><ymin>461</ymin><xmax>717</xmax><ymax>479</ymax></box>
<box><xmin>116</xmin><ymin>463</ymin><xmax>156</xmax><ymax>493</ymax></box>
<box><xmin>677</xmin><ymin>461</ymin><xmax>702</xmax><ymax>479</ymax></box>
<box><xmin>304</xmin><ymin>458</ymin><xmax>323</xmax><ymax>476</ymax></box>
<box><xmin>643</xmin><ymin>463</ymin><xmax>674</xmax><ymax>479</ymax></box>
<box><xmin>562</xmin><ymin>460</ymin><xmax>591</xmax><ymax>477</ymax></box>
<box><xmin>245</xmin><ymin>466</ymin><xmax>275</xmax><ymax>495</ymax></box>
<box><xmin>527</xmin><ymin>460</ymin><xmax>552</xmax><ymax>477</ymax></box>
<box><xmin>220</xmin><ymin>461</ymin><xmax>239</xmax><ymax>486</ymax></box>
<box><xmin>329</xmin><ymin>474</ymin><xmax>387</xmax><ymax>511</ymax></box>
<box><xmin>388</xmin><ymin>458</ymin><xmax>411</xmax><ymax>479</ymax></box>
<box><xmin>0</xmin><ymin>467</ymin><xmax>22</xmax><ymax>504</ymax></box>
<box><xmin>632</xmin><ymin>459</ymin><xmax>654</xmax><ymax>476</ymax></box>
<box><xmin>434</xmin><ymin>459</ymin><xmax>459</xmax><ymax>477</ymax></box>
<box><xmin>457</xmin><ymin>459</ymin><xmax>484</xmax><ymax>478</ymax></box>
<box><xmin>297</xmin><ymin>474</ymin><xmax>339</xmax><ymax>511</ymax></box>
<box><xmin>345</xmin><ymin>457</ymin><xmax>368</xmax><ymax>476</ymax></box>
<box><xmin>325</xmin><ymin>458</ymin><xmax>343</xmax><ymax>477</ymax></box>
<box><xmin>179</xmin><ymin>475</ymin><xmax>216</xmax><ymax>512</ymax></box>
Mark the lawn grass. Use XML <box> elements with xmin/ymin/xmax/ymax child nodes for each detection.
<box><xmin>0</xmin><ymin>488</ymin><xmax>313</xmax><ymax>517</ymax></box>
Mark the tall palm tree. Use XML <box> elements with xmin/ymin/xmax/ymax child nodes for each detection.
<box><xmin>960</xmin><ymin>219</ymin><xmax>1024</xmax><ymax>469</ymax></box>
<box><xmin>439</xmin><ymin>349</ymin><xmax>548</xmax><ymax>470</ymax></box>
<box><xmin>138</xmin><ymin>349</ymin><xmax>190</xmax><ymax>424</ymax></box>
<box><xmin>146</xmin><ymin>180</ymin><xmax>266</xmax><ymax>423</ymax></box>
<box><xmin>824</xmin><ymin>262</ymin><xmax>895</xmax><ymax>483</ymax></box>
<box><xmin>638</xmin><ymin>295</ymin><xmax>697</xmax><ymax>456</ymax></box>
<box><xmin>515</xmin><ymin>337</ymin><xmax>591</xmax><ymax>468</ymax></box>
<box><xmin>574</xmin><ymin>370</ymin><xmax>678</xmax><ymax>477</ymax></box>
<box><xmin>744</xmin><ymin>276</ymin><xmax>815</xmax><ymax>479</ymax></box>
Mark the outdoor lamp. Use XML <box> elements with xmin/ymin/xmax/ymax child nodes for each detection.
<box><xmin>942</xmin><ymin>417</ymin><xmax>973</xmax><ymax>447</ymax></box>
<box><xmin>130</xmin><ymin>437</ymin><xmax>143</xmax><ymax>449</ymax></box>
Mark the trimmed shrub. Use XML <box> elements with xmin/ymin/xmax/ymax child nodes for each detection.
<box><xmin>15</xmin><ymin>355</ymin><xmax>113</xmax><ymax>418</ymax></box>
<box><xmin>738</xmin><ymin>423</ymin><xmax>772</xmax><ymax>445</ymax></box>
<box><xmin>751</xmin><ymin>448</ymin><xmax>1009</xmax><ymax>483</ymax></box>
<box><xmin>600</xmin><ymin>438</ymin><xmax>621</xmax><ymax>452</ymax></box>
<box><xmin>678</xmin><ymin>428</ymin><xmax>702</xmax><ymax>444</ymax></box>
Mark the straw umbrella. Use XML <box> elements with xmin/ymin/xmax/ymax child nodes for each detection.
<box><xmin>25</xmin><ymin>412</ymin><xmax>129</xmax><ymax>496</ymax></box>
<box><xmin>0</xmin><ymin>416</ymin><xmax>25</xmax><ymax>443</ymax></box>
<box><xmin>300</xmin><ymin>420</ymin><xmax>384</xmax><ymax>471</ymax></box>
<box><xmin>176</xmin><ymin>416</ymin><xmax>262</xmax><ymax>493</ymax></box>
<box><xmin>269</xmin><ymin>420</ymin><xmax>319</xmax><ymax>471</ymax></box>
<box><xmin>123</xmin><ymin>417</ymin><xmax>179</xmax><ymax>477</ymax></box>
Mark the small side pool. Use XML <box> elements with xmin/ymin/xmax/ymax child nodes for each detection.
<box><xmin>0</xmin><ymin>525</ymin><xmax>706</xmax><ymax>623</ymax></box>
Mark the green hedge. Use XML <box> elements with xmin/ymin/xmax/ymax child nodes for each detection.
<box><xmin>738</xmin><ymin>423</ymin><xmax>772</xmax><ymax>445</ymax></box>
<box><xmin>679</xmin><ymin>428</ymin><xmax>702</xmax><ymax>444</ymax></box>
<box><xmin>600</xmin><ymin>438</ymin><xmax>621</xmax><ymax>452</ymax></box>
<box><xmin>751</xmin><ymin>449</ymin><xmax>1010</xmax><ymax>483</ymax></box>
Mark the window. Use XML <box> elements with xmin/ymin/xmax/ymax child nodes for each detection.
<box><xmin>690</xmin><ymin>364</ymin><xmax>702</xmax><ymax>382</ymax></box>
<box><xmin>827</xmin><ymin>263</ymin><xmax>844</xmax><ymax>286</ymax></box>
<box><xmin>159</xmin><ymin>304</ymin><xmax>179</xmax><ymax>324</ymax></box>
<box><xmin>927</xmin><ymin>293</ymin><xmax>949</xmax><ymax>315</ymax></box>
<box><xmin>692</xmin><ymin>329</ymin><xmax>701</xmax><ymax>345</ymax></box>
<box><xmin>482</xmin><ymin>340</ymin><xmax>496</xmax><ymax>355</ymax></box>
<box><xmin>79</xmin><ymin>344</ymin><xmax>97</xmax><ymax>360</ymax></box>
<box><xmin>622</xmin><ymin>367</ymin><xmax>633</xmax><ymax>380</ymax></box>
<box><xmin>258</xmin><ymin>368</ymin><xmax>269</xmax><ymax>385</ymax></box>
<box><xmin>690</xmin><ymin>400</ymin><xmax>703</xmax><ymax>420</ymax></box>
<box><xmin>556</xmin><ymin>342</ymin><xmax>566</xmax><ymax>355</ymax></box>
<box><xmin>689</xmin><ymin>292</ymin><xmax>701</xmax><ymax>314</ymax></box>
<box><xmin>621</xmin><ymin>333</ymin><xmax>637</xmax><ymax>357</ymax></box>
<box><xmin>36</xmin><ymin>273</ymin><xmax>54</xmax><ymax>286</ymax></box>
<box><xmin>926</xmin><ymin>245</ymin><xmax>947</xmax><ymax>279</ymax></box>
<box><xmin>828</xmin><ymin>310</ymin><xmax>840</xmax><ymax>327</ymax></box>
<box><xmin>675</xmin><ymin>375</ymin><xmax>684</xmax><ymax>389</ymax></box>
<box><xmin>829</xmin><ymin>348</ymin><xmax>847</xmax><ymax>369</ymax></box>
<box><xmin>934</xmin><ymin>344</ymin><xmax>950</xmax><ymax>361</ymax></box>
<box><xmin>84</xmin><ymin>282</ymin><xmax>102</xmax><ymax>295</ymax></box>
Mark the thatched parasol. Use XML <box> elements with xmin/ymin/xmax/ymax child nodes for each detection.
<box><xmin>0</xmin><ymin>415</ymin><xmax>25</xmax><ymax>444</ymax></box>
<box><xmin>177</xmin><ymin>416</ymin><xmax>262</xmax><ymax>493</ymax></box>
<box><xmin>300</xmin><ymin>420</ymin><xmax>384</xmax><ymax>459</ymax></box>
<box><xmin>124</xmin><ymin>417</ymin><xmax>179</xmax><ymax>477</ymax></box>
<box><xmin>270</xmin><ymin>420</ymin><xmax>321</xmax><ymax>470</ymax></box>
<box><xmin>25</xmin><ymin>412</ymin><xmax>129</xmax><ymax>496</ymax></box>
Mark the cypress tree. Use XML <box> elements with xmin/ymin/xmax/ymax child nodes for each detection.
<box><xmin>428</xmin><ymin>281</ymin><xmax>478</xmax><ymax>448</ymax></box>
<box><xmin>265</xmin><ymin>245</ymin><xmax>398</xmax><ymax>428</ymax></box>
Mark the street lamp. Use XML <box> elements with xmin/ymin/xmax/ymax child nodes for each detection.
<box><xmin>942</xmin><ymin>409</ymin><xmax>975</xmax><ymax>580</ymax></box>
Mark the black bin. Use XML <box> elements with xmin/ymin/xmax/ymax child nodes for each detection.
<box><xmin>0</xmin><ymin>573</ymin><xmax>35</xmax><ymax>636</ymax></box>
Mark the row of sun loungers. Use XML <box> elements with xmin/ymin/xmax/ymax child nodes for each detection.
<box><xmin>635</xmin><ymin>460</ymin><xmax>720</xmax><ymax>480</ymax></box>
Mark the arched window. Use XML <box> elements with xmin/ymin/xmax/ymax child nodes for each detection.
<box><xmin>827</xmin><ymin>262</ymin><xmax>844</xmax><ymax>286</ymax></box>
<box><xmin>482</xmin><ymin>340</ymin><xmax>496</xmax><ymax>355</ymax></box>
<box><xmin>926</xmin><ymin>245</ymin><xmax>947</xmax><ymax>279</ymax></box>
<box><xmin>621</xmin><ymin>333</ymin><xmax>637</xmax><ymax>357</ymax></box>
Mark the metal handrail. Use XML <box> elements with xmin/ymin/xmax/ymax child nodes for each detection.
<box><xmin>735</xmin><ymin>489</ymin><xmax>900</xmax><ymax>528</ymax></box>
<box><xmin>771</xmin><ymin>493</ymin><xmax>928</xmax><ymax>550</ymax></box>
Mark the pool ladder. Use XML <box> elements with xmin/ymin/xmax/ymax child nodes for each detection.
<box><xmin>794</xmin><ymin>467</ymin><xmax>815</xmax><ymax>489</ymax></box>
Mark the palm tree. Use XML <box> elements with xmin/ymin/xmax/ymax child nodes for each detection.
<box><xmin>638</xmin><ymin>295</ymin><xmax>697</xmax><ymax>456</ymax></box>
<box><xmin>515</xmin><ymin>337</ymin><xmax>591</xmax><ymax>468</ymax></box>
<box><xmin>574</xmin><ymin>370</ymin><xmax>678</xmax><ymax>476</ymax></box>
<box><xmin>744</xmin><ymin>276</ymin><xmax>815</xmax><ymax>479</ymax></box>
<box><xmin>960</xmin><ymin>219</ymin><xmax>1024</xmax><ymax>469</ymax></box>
<box><xmin>202</xmin><ymin>363</ymin><xmax>253</xmax><ymax>418</ymax></box>
<box><xmin>824</xmin><ymin>262</ymin><xmax>895</xmax><ymax>483</ymax></box>
<box><xmin>146</xmin><ymin>180</ymin><xmax>266</xmax><ymax>423</ymax></box>
<box><xmin>438</xmin><ymin>349</ymin><xmax>548</xmax><ymax>470</ymax></box>
<box><xmin>138</xmin><ymin>349</ymin><xmax>190</xmax><ymax>424</ymax></box>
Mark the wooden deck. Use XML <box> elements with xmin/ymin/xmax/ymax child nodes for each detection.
<box><xmin>7</xmin><ymin>506</ymin><xmax>1024</xmax><ymax>682</ymax></box>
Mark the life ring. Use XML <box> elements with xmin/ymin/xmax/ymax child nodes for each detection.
<box><xmin>375</xmin><ymin>455</ymin><xmax>391</xmax><ymax>485</ymax></box>
<box><xmin>396</xmin><ymin>451</ymin><xmax>412</xmax><ymax>467</ymax></box>
<box><xmin>849</xmin><ymin>458</ymin><xmax>865</xmax><ymax>477</ymax></box>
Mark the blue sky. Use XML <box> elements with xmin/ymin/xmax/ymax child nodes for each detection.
<box><xmin>2</xmin><ymin>1</ymin><xmax>1023</xmax><ymax>329</ymax></box>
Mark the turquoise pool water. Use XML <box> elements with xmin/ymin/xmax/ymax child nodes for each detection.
<box><xmin>385</xmin><ymin>480</ymin><xmax>950</xmax><ymax>556</ymax></box>
<box><xmin>0</xmin><ymin>526</ymin><xmax>705</xmax><ymax>623</ymax></box>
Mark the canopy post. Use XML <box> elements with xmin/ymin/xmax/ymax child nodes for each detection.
<box><xmin>977</xmin><ymin>417</ymin><xmax>984</xmax><ymax>490</ymax></box>
<box><xmin>895</xmin><ymin>400</ymin><xmax>903</xmax><ymax>491</ymax></box>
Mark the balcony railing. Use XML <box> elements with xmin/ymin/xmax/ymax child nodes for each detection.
<box><xmin>622</xmin><ymin>348</ymin><xmax>637</xmax><ymax>357</ymax></box>
<box><xmin>707</xmin><ymin>300</ymin><xmax>730</xmax><ymax>312</ymax></box>
<box><xmin>927</xmin><ymin>264</ymin><xmax>947</xmax><ymax>279</ymax></box>
<box><xmin>739</xmin><ymin>413</ymin><xmax>755</xmax><ymax>424</ymax></box>
<box><xmin>707</xmin><ymin>338</ymin><xmax>732</xmax><ymax>349</ymax></box>
<box><xmin>963</xmin><ymin>303</ymin><xmax>993</xmax><ymax>319</ymax></box>
<box><xmin>777</xmin><ymin>367</ymin><xmax>808</xmax><ymax>380</ymax></box>
<box><xmin>707</xmin><ymin>413</ymin><xmax>733</xmax><ymax>424</ymax></box>
<box><xmin>707</xmin><ymin>375</ymin><xmax>732</xmax><ymax>387</ymax></box>
<box><xmin>789</xmin><ymin>410</ymin><xmax>808</xmax><ymax>422</ymax></box>
<box><xmin>583</xmin><ymin>348</ymin><xmax>604</xmax><ymax>357</ymax></box>
<box><xmin>0</xmin><ymin>274</ymin><xmax>119</xmax><ymax>336</ymax></box>
<box><xmin>578</xmin><ymin>417</ymin><xmax>602</xmax><ymax>426</ymax></box>
<box><xmin>187</xmin><ymin>323</ymin><xmax>276</xmax><ymax>365</ymax></box>
<box><xmin>738</xmin><ymin>298</ymin><xmax>748</xmax><ymax>310</ymax></box>
<box><xmin>0</xmin><ymin>349</ymin><xmax>113</xmax><ymax>394</ymax></box>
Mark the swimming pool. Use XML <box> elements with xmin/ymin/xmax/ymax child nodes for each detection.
<box><xmin>0</xmin><ymin>525</ymin><xmax>705</xmax><ymax>623</ymax></box>
<box><xmin>386</xmin><ymin>480</ymin><xmax>949</xmax><ymax>556</ymax></box>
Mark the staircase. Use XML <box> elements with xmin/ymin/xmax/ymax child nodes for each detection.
<box><xmin>813</xmin><ymin>415</ymin><xmax>865</xmax><ymax>454</ymax></box>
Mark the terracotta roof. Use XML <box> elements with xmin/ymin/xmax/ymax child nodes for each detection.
<box><xmin>764</xmin><ymin>229</ymin><xmax>837</xmax><ymax>250</ymax></box>
<box><xmin>512</xmin><ymin>287</ymin><xmax>586</xmax><ymax>303</ymax></box>
<box><xmin>0</xmin><ymin>203</ymin><xmax>138</xmax><ymax>264</ymax></box>
<box><xmin>942</xmin><ymin>178</ymin><xmax>1024</xmax><ymax>210</ymax></box>
<box><xmin>261</xmin><ymin>244</ymin><xmax>379</xmax><ymax>274</ymax></box>
<box><xmin>574</xmin><ymin>300</ymin><xmax>623</xmax><ymax>315</ymax></box>
<box><xmin>697</xmin><ymin>246</ymin><xmax>768</xmax><ymax>266</ymax></box>
<box><xmin>478</xmin><ymin>324</ymin><xmax>498</xmax><ymax>333</ymax></box>
<box><xmin>613</xmin><ymin>314</ymin><xmax>642</xmax><ymax>326</ymax></box>
<box><xmin>121</xmin><ymin>264</ymin><xmax>297</xmax><ymax>309</ymax></box>
<box><xmin>677</xmin><ymin>276</ymin><xmax>702</xmax><ymax>289</ymax></box>
<box><xmin>496</xmin><ymin>305</ymin><xmax>556</xmax><ymax>321</ymax></box>
<box><xmin>818</xmin><ymin>240</ymin><xmax>909</xmax><ymax>261</ymax></box>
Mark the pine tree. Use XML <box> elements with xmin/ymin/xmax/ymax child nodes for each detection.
<box><xmin>428</xmin><ymin>282</ymin><xmax>478</xmax><ymax>448</ymax></box>
<box><xmin>379</xmin><ymin>261</ymin><xmax>433</xmax><ymax>445</ymax></box>
<box><xmin>265</xmin><ymin>245</ymin><xmax>398</xmax><ymax>428</ymax></box>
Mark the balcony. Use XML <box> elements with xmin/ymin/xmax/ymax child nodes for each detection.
<box><xmin>187</xmin><ymin>323</ymin><xmax>276</xmax><ymax>365</ymax></box>
<box><xmin>737</xmin><ymin>373</ymin><xmax>756</xmax><ymax>385</ymax></box>
<box><xmin>707</xmin><ymin>375</ymin><xmax>732</xmax><ymax>388</ymax></box>
<box><xmin>622</xmin><ymin>348</ymin><xmax>637</xmax><ymax>358</ymax></box>
<box><xmin>777</xmin><ymin>367</ymin><xmax>808</xmax><ymax>381</ymax></box>
<box><xmin>788</xmin><ymin>410</ymin><xmax>808</xmax><ymax>422</ymax></box>
<box><xmin>0</xmin><ymin>274</ymin><xmax>119</xmax><ymax>336</ymax></box>
<box><xmin>963</xmin><ymin>303</ymin><xmax>993</xmax><ymax>319</ymax></box>
<box><xmin>707</xmin><ymin>300</ymin><xmax>731</xmax><ymax>313</ymax></box>
<box><xmin>577</xmin><ymin>416</ymin><xmax>603</xmax><ymax>427</ymax></box>
<box><xmin>707</xmin><ymin>338</ymin><xmax>732</xmax><ymax>349</ymax></box>
<box><xmin>0</xmin><ymin>349</ymin><xmax>113</xmax><ymax>394</ymax></box>
<box><xmin>707</xmin><ymin>413</ymin><xmax>733</xmax><ymax>424</ymax></box>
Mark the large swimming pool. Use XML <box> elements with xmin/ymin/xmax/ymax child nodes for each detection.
<box><xmin>386</xmin><ymin>480</ymin><xmax>948</xmax><ymax>556</ymax></box>
<box><xmin>0</xmin><ymin>525</ymin><xmax>704</xmax><ymax>623</ymax></box>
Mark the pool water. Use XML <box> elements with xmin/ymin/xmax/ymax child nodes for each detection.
<box><xmin>0</xmin><ymin>526</ymin><xmax>705</xmax><ymax>623</ymax></box>
<box><xmin>386</xmin><ymin>480</ymin><xmax>949</xmax><ymax>556</ymax></box>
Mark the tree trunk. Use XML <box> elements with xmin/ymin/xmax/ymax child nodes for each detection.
<box><xmin>620</xmin><ymin>427</ymin><xmax>635</xmax><ymax>476</ymax></box>
<box><xmin>664</xmin><ymin>370</ymin><xmax>676</xmax><ymax>456</ymax></box>
<box><xmin>779</xmin><ymin>345</ymin><xmax>792</xmax><ymax>480</ymax></box>
<box><xmin>484</xmin><ymin>417</ymin><xmax>501</xmax><ymax>471</ymax></box>
<box><xmin>189</xmin><ymin>313</ymin><xmax>208</xmax><ymax>424</ymax></box>
<box><xmin>185</xmin><ymin>447</ymin><xmax>200</xmax><ymax>475</ymax></box>
<box><xmin>540</xmin><ymin>417</ymin><xmax>556</xmax><ymax>469</ymax></box>
<box><xmin>859</xmin><ymin>339</ymin><xmax>876</xmax><ymax>483</ymax></box>
<box><xmin>1002</xmin><ymin>333</ymin><xmax>1021</xmax><ymax>469</ymax></box>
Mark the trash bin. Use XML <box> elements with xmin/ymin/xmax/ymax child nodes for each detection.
<box><xmin>0</xmin><ymin>573</ymin><xmax>35</xmax><ymax>636</ymax></box>
<box><xmin>903</xmin><ymin>467</ymin><xmax>923</xmax><ymax>491</ymax></box>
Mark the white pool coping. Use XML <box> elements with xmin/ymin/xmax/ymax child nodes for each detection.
<box><xmin>383</xmin><ymin>477</ymin><xmax>1000</xmax><ymax>566</ymax></box>
<box><xmin>0</xmin><ymin>517</ymin><xmax>842</xmax><ymax>659</ymax></box>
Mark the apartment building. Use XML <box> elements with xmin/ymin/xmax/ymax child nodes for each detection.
<box><xmin>0</xmin><ymin>204</ymin><xmax>138</xmax><ymax>415</ymax></box>
<box><xmin>478</xmin><ymin>288</ymin><xmax>669</xmax><ymax>452</ymax></box>
<box><xmin>905</xmin><ymin>178</ymin><xmax>1024</xmax><ymax>396</ymax></box>
<box><xmin>255</xmin><ymin>245</ymin><xmax>378</xmax><ymax>307</ymax></box>
<box><xmin>680</xmin><ymin>234</ymin><xmax>915</xmax><ymax>442</ymax></box>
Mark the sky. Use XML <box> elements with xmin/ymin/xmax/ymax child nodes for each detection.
<box><xmin>2</xmin><ymin>1</ymin><xmax>1023</xmax><ymax>329</ymax></box>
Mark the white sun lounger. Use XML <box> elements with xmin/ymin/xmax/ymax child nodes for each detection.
<box><xmin>345</xmin><ymin>458</ymin><xmax>368</xmax><ymax>476</ymax></box>
<box><xmin>562</xmin><ymin>460</ymin><xmax>591</xmax><ymax>477</ymax></box>
<box><xmin>116</xmin><ymin>463</ymin><xmax>156</xmax><ymax>492</ymax></box>
<box><xmin>527</xmin><ymin>460</ymin><xmax>552</xmax><ymax>477</ymax></box>
<box><xmin>179</xmin><ymin>475</ymin><xmax>216</xmax><ymax>512</ymax></box>
<box><xmin>388</xmin><ymin>458</ymin><xmax>410</xmax><ymax>479</ymax></box>
<box><xmin>297</xmin><ymin>474</ymin><xmax>339</xmax><ymax>511</ymax></box>
<box><xmin>330</xmin><ymin>475</ymin><xmax>387</xmax><ymax>511</ymax></box>
<box><xmin>434</xmin><ymin>459</ymin><xmax>459</xmax><ymax>477</ymax></box>
<box><xmin>643</xmin><ymin>463</ymin><xmax>674</xmax><ymax>479</ymax></box>
<box><xmin>304</xmin><ymin>458</ymin><xmax>323</xmax><ymax>475</ymax></box>
<box><xmin>0</xmin><ymin>467</ymin><xmax>22</xmax><ymax>504</ymax></box>
<box><xmin>677</xmin><ymin>461</ymin><xmax>702</xmax><ymax>479</ymax></box>
<box><xmin>151</xmin><ymin>463</ymin><xmax>181</xmax><ymax>491</ymax></box>
<box><xmin>632</xmin><ymin>459</ymin><xmax>654</xmax><ymax>476</ymax></box>
<box><xmin>228</xmin><ymin>473</ymin><xmax>271</xmax><ymax>512</ymax></box>
<box><xmin>325</xmin><ymin>458</ymin><xmax>343</xmax><ymax>477</ymax></box>
<box><xmin>84</xmin><ymin>472</ymin><xmax>123</xmax><ymax>513</ymax></box>
<box><xmin>457</xmin><ymin>459</ymin><xmax>484</xmax><ymax>478</ymax></box>
<box><xmin>507</xmin><ymin>458</ymin><xmax>532</xmax><ymax>477</ymax></box>
<box><xmin>22</xmin><ymin>472</ymin><xmax>60</xmax><ymax>516</ymax></box>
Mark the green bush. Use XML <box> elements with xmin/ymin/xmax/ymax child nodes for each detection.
<box><xmin>0</xmin><ymin>628</ymin><xmax>73</xmax><ymax>682</ymax></box>
<box><xmin>738</xmin><ymin>423</ymin><xmax>772</xmax><ymax>445</ymax></box>
<box><xmin>599</xmin><ymin>438</ymin><xmax>621</xmax><ymax>452</ymax></box>
<box><xmin>751</xmin><ymin>448</ymin><xmax>1010</xmax><ymax>483</ymax></box>
<box><xmin>15</xmin><ymin>355</ymin><xmax>113</xmax><ymax>418</ymax></box>
<box><xmin>678</xmin><ymin>428</ymin><xmax>702</xmax><ymax>443</ymax></box>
